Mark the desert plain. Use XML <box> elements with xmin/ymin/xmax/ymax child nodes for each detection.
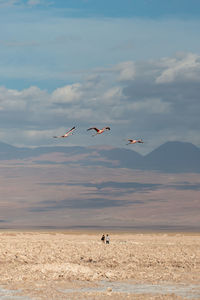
<box><xmin>0</xmin><ymin>231</ymin><xmax>199</xmax><ymax>299</ymax></box>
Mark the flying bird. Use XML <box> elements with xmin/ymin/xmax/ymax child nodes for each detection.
<box><xmin>127</xmin><ymin>139</ymin><xmax>144</xmax><ymax>145</ymax></box>
<box><xmin>53</xmin><ymin>126</ymin><xmax>76</xmax><ymax>138</ymax></box>
<box><xmin>87</xmin><ymin>126</ymin><xmax>110</xmax><ymax>136</ymax></box>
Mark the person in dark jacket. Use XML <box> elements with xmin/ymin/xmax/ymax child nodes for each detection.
<box><xmin>101</xmin><ymin>234</ymin><xmax>105</xmax><ymax>243</ymax></box>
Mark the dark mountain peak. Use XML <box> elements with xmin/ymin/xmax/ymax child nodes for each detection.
<box><xmin>0</xmin><ymin>140</ymin><xmax>199</xmax><ymax>173</ymax></box>
<box><xmin>152</xmin><ymin>140</ymin><xmax>199</xmax><ymax>152</ymax></box>
<box><xmin>146</xmin><ymin>141</ymin><xmax>200</xmax><ymax>158</ymax></box>
<box><xmin>144</xmin><ymin>141</ymin><xmax>200</xmax><ymax>172</ymax></box>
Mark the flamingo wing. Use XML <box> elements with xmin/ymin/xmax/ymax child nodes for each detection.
<box><xmin>53</xmin><ymin>126</ymin><xmax>75</xmax><ymax>138</ymax></box>
<box><xmin>63</xmin><ymin>126</ymin><xmax>76</xmax><ymax>137</ymax></box>
<box><xmin>87</xmin><ymin>127</ymin><xmax>99</xmax><ymax>132</ymax></box>
<box><xmin>136</xmin><ymin>139</ymin><xmax>143</xmax><ymax>143</ymax></box>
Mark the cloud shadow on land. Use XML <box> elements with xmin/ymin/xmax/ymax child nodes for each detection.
<box><xmin>168</xmin><ymin>183</ymin><xmax>200</xmax><ymax>190</ymax></box>
<box><xmin>29</xmin><ymin>198</ymin><xmax>138</xmax><ymax>212</ymax></box>
<box><xmin>41</xmin><ymin>181</ymin><xmax>162</xmax><ymax>191</ymax></box>
<box><xmin>40</xmin><ymin>181</ymin><xmax>200</xmax><ymax>191</ymax></box>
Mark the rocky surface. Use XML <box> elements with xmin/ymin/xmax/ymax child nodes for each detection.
<box><xmin>0</xmin><ymin>231</ymin><xmax>199</xmax><ymax>299</ymax></box>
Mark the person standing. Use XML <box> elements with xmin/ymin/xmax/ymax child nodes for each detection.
<box><xmin>101</xmin><ymin>234</ymin><xmax>105</xmax><ymax>243</ymax></box>
<box><xmin>106</xmin><ymin>234</ymin><xmax>110</xmax><ymax>244</ymax></box>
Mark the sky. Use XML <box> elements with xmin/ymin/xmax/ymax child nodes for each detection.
<box><xmin>0</xmin><ymin>0</ymin><xmax>200</xmax><ymax>229</ymax></box>
<box><xmin>0</xmin><ymin>0</ymin><xmax>200</xmax><ymax>154</ymax></box>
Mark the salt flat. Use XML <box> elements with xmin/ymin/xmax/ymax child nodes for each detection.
<box><xmin>0</xmin><ymin>231</ymin><xmax>199</xmax><ymax>299</ymax></box>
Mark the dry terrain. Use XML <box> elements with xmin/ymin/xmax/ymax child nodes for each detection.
<box><xmin>0</xmin><ymin>231</ymin><xmax>199</xmax><ymax>299</ymax></box>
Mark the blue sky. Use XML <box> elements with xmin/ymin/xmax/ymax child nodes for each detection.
<box><xmin>0</xmin><ymin>0</ymin><xmax>200</xmax><ymax>152</ymax></box>
<box><xmin>1</xmin><ymin>0</ymin><xmax>200</xmax><ymax>90</ymax></box>
<box><xmin>17</xmin><ymin>0</ymin><xmax>200</xmax><ymax>18</ymax></box>
<box><xmin>0</xmin><ymin>0</ymin><xmax>200</xmax><ymax>229</ymax></box>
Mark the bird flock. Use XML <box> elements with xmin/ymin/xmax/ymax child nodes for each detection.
<box><xmin>53</xmin><ymin>126</ymin><xmax>144</xmax><ymax>146</ymax></box>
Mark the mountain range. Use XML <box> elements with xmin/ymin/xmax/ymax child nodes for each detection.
<box><xmin>0</xmin><ymin>140</ymin><xmax>200</xmax><ymax>173</ymax></box>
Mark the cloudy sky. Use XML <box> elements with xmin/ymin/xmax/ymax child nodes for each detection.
<box><xmin>1</xmin><ymin>0</ymin><xmax>200</xmax><ymax>154</ymax></box>
<box><xmin>0</xmin><ymin>0</ymin><xmax>200</xmax><ymax>229</ymax></box>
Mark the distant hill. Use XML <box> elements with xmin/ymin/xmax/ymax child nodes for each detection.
<box><xmin>99</xmin><ymin>141</ymin><xmax>200</xmax><ymax>172</ymax></box>
<box><xmin>144</xmin><ymin>141</ymin><xmax>200</xmax><ymax>173</ymax></box>
<box><xmin>0</xmin><ymin>140</ymin><xmax>200</xmax><ymax>173</ymax></box>
<box><xmin>99</xmin><ymin>147</ymin><xmax>143</xmax><ymax>168</ymax></box>
<box><xmin>0</xmin><ymin>141</ymin><xmax>87</xmax><ymax>160</ymax></box>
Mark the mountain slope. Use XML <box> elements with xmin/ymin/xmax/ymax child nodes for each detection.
<box><xmin>144</xmin><ymin>141</ymin><xmax>200</xmax><ymax>172</ymax></box>
<box><xmin>99</xmin><ymin>147</ymin><xmax>143</xmax><ymax>168</ymax></box>
<box><xmin>0</xmin><ymin>140</ymin><xmax>200</xmax><ymax>173</ymax></box>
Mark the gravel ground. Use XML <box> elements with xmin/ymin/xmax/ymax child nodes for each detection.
<box><xmin>0</xmin><ymin>231</ymin><xmax>199</xmax><ymax>299</ymax></box>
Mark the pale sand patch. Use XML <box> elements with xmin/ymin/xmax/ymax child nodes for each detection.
<box><xmin>0</xmin><ymin>231</ymin><xmax>199</xmax><ymax>299</ymax></box>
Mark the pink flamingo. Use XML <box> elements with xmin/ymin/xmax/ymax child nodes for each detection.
<box><xmin>53</xmin><ymin>126</ymin><xmax>76</xmax><ymax>138</ymax></box>
<box><xmin>127</xmin><ymin>139</ymin><xmax>144</xmax><ymax>145</ymax></box>
<box><xmin>87</xmin><ymin>126</ymin><xmax>110</xmax><ymax>136</ymax></box>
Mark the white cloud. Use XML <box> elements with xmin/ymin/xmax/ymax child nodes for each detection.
<box><xmin>1</xmin><ymin>13</ymin><xmax>200</xmax><ymax>89</ymax></box>
<box><xmin>128</xmin><ymin>98</ymin><xmax>171</xmax><ymax>114</ymax></box>
<box><xmin>156</xmin><ymin>53</ymin><xmax>200</xmax><ymax>83</ymax></box>
<box><xmin>114</xmin><ymin>61</ymin><xmax>136</xmax><ymax>81</ymax></box>
<box><xmin>103</xmin><ymin>87</ymin><xmax>124</xmax><ymax>103</ymax></box>
<box><xmin>0</xmin><ymin>86</ymin><xmax>26</xmax><ymax>110</ymax></box>
<box><xmin>0</xmin><ymin>53</ymin><xmax>200</xmax><ymax>152</ymax></box>
<box><xmin>0</xmin><ymin>86</ymin><xmax>48</xmax><ymax>111</ymax></box>
<box><xmin>51</xmin><ymin>83</ymin><xmax>83</xmax><ymax>103</ymax></box>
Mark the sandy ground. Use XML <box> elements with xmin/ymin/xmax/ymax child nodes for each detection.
<box><xmin>0</xmin><ymin>231</ymin><xmax>199</xmax><ymax>299</ymax></box>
